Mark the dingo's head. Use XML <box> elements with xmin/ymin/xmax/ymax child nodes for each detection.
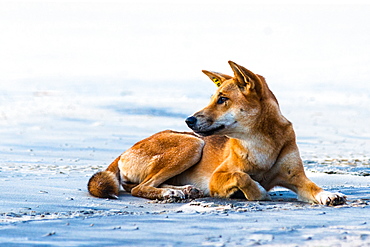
<box><xmin>186</xmin><ymin>61</ymin><xmax>279</xmax><ymax>138</ymax></box>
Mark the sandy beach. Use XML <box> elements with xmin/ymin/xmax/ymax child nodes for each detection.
<box><xmin>1</xmin><ymin>1</ymin><xmax>370</xmax><ymax>246</ymax></box>
<box><xmin>0</xmin><ymin>164</ymin><xmax>369</xmax><ymax>246</ymax></box>
<box><xmin>1</xmin><ymin>82</ymin><xmax>369</xmax><ymax>247</ymax></box>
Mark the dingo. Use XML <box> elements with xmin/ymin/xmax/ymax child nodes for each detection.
<box><xmin>88</xmin><ymin>61</ymin><xmax>346</xmax><ymax>206</ymax></box>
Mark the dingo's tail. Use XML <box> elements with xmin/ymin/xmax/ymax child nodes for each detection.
<box><xmin>87</xmin><ymin>156</ymin><xmax>121</xmax><ymax>199</ymax></box>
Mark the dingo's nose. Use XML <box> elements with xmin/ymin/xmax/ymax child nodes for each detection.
<box><xmin>185</xmin><ymin>116</ymin><xmax>197</xmax><ymax>128</ymax></box>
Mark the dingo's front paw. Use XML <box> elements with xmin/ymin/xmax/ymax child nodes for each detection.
<box><xmin>316</xmin><ymin>191</ymin><xmax>347</xmax><ymax>206</ymax></box>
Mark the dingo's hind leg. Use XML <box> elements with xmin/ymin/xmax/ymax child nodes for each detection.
<box><xmin>130</xmin><ymin>152</ymin><xmax>204</xmax><ymax>200</ymax></box>
<box><xmin>124</xmin><ymin>131</ymin><xmax>205</xmax><ymax>200</ymax></box>
<box><xmin>130</xmin><ymin>167</ymin><xmax>203</xmax><ymax>200</ymax></box>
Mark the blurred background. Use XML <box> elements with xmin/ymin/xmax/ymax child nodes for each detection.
<box><xmin>0</xmin><ymin>1</ymin><xmax>369</xmax><ymax>166</ymax></box>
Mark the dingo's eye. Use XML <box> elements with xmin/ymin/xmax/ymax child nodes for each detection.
<box><xmin>217</xmin><ymin>97</ymin><xmax>228</xmax><ymax>104</ymax></box>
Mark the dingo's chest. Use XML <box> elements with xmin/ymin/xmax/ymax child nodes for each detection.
<box><xmin>233</xmin><ymin>138</ymin><xmax>278</xmax><ymax>173</ymax></box>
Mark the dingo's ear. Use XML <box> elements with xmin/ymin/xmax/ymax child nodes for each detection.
<box><xmin>228</xmin><ymin>61</ymin><xmax>260</xmax><ymax>91</ymax></box>
<box><xmin>202</xmin><ymin>70</ymin><xmax>232</xmax><ymax>87</ymax></box>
